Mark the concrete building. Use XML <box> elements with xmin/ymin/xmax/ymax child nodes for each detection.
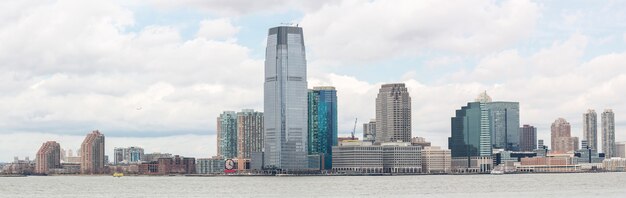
<box><xmin>551</xmin><ymin>118</ymin><xmax>578</xmax><ymax>154</ymax></box>
<box><xmin>517</xmin><ymin>157</ymin><xmax>580</xmax><ymax>173</ymax></box>
<box><xmin>263</xmin><ymin>26</ymin><xmax>309</xmax><ymax>170</ymax></box>
<box><xmin>421</xmin><ymin>146</ymin><xmax>451</xmax><ymax>174</ymax></box>
<box><xmin>519</xmin><ymin>125</ymin><xmax>537</xmax><ymax>152</ymax></box>
<box><xmin>143</xmin><ymin>152</ymin><xmax>172</xmax><ymax>162</ymax></box>
<box><xmin>237</xmin><ymin>109</ymin><xmax>264</xmax><ymax>170</ymax></box>
<box><xmin>80</xmin><ymin>130</ymin><xmax>105</xmax><ymax>174</ymax></box>
<box><xmin>375</xmin><ymin>83</ymin><xmax>411</xmax><ymax>144</ymax></box>
<box><xmin>332</xmin><ymin>141</ymin><xmax>422</xmax><ymax>173</ymax></box>
<box><xmin>307</xmin><ymin>86</ymin><xmax>338</xmax><ymax>170</ymax></box>
<box><xmin>35</xmin><ymin>141</ymin><xmax>61</xmax><ymax>174</ymax></box>
<box><xmin>196</xmin><ymin>156</ymin><xmax>225</xmax><ymax>174</ymax></box>
<box><xmin>217</xmin><ymin>111</ymin><xmax>238</xmax><ymax>159</ymax></box>
<box><xmin>583</xmin><ymin>109</ymin><xmax>598</xmax><ymax>151</ymax></box>
<box><xmin>411</xmin><ymin>137</ymin><xmax>432</xmax><ymax>148</ymax></box>
<box><xmin>616</xmin><ymin>142</ymin><xmax>626</xmax><ymax>158</ymax></box>
<box><xmin>113</xmin><ymin>146</ymin><xmax>144</xmax><ymax>164</ymax></box>
<box><xmin>603</xmin><ymin>158</ymin><xmax>626</xmax><ymax>172</ymax></box>
<box><xmin>538</xmin><ymin>139</ymin><xmax>546</xmax><ymax>150</ymax></box>
<box><xmin>363</xmin><ymin>119</ymin><xmax>376</xmax><ymax>143</ymax></box>
<box><xmin>602</xmin><ymin>109</ymin><xmax>616</xmax><ymax>158</ymax></box>
<box><xmin>451</xmin><ymin>156</ymin><xmax>493</xmax><ymax>173</ymax></box>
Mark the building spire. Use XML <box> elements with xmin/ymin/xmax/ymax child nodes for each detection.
<box><xmin>475</xmin><ymin>90</ymin><xmax>492</xmax><ymax>103</ymax></box>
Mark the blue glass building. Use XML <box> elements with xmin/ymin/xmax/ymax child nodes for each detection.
<box><xmin>308</xmin><ymin>86</ymin><xmax>338</xmax><ymax>169</ymax></box>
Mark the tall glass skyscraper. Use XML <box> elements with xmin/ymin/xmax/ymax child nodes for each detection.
<box><xmin>264</xmin><ymin>26</ymin><xmax>308</xmax><ymax>170</ymax></box>
<box><xmin>217</xmin><ymin>111</ymin><xmax>237</xmax><ymax>159</ymax></box>
<box><xmin>449</xmin><ymin>102</ymin><xmax>492</xmax><ymax>157</ymax></box>
<box><xmin>486</xmin><ymin>102</ymin><xmax>520</xmax><ymax>151</ymax></box>
<box><xmin>307</xmin><ymin>86</ymin><xmax>338</xmax><ymax>169</ymax></box>
<box><xmin>602</xmin><ymin>109</ymin><xmax>616</xmax><ymax>157</ymax></box>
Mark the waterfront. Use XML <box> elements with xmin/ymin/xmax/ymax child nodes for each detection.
<box><xmin>1</xmin><ymin>173</ymin><xmax>625</xmax><ymax>197</ymax></box>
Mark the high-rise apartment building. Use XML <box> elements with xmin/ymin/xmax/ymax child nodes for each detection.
<box><xmin>307</xmin><ymin>86</ymin><xmax>338</xmax><ymax>169</ymax></box>
<box><xmin>35</xmin><ymin>141</ymin><xmax>61</xmax><ymax>174</ymax></box>
<box><xmin>602</xmin><ymin>109</ymin><xmax>616</xmax><ymax>157</ymax></box>
<box><xmin>80</xmin><ymin>130</ymin><xmax>105</xmax><ymax>174</ymax></box>
<box><xmin>363</xmin><ymin>119</ymin><xmax>376</xmax><ymax>143</ymax></box>
<box><xmin>217</xmin><ymin>111</ymin><xmax>238</xmax><ymax>159</ymax></box>
<box><xmin>375</xmin><ymin>83</ymin><xmax>411</xmax><ymax>144</ymax></box>
<box><xmin>550</xmin><ymin>118</ymin><xmax>578</xmax><ymax>154</ymax></box>
<box><xmin>113</xmin><ymin>146</ymin><xmax>144</xmax><ymax>164</ymax></box>
<box><xmin>237</xmin><ymin>109</ymin><xmax>264</xmax><ymax>169</ymax></box>
<box><xmin>263</xmin><ymin>26</ymin><xmax>308</xmax><ymax>170</ymax></box>
<box><xmin>519</xmin><ymin>125</ymin><xmax>537</xmax><ymax>152</ymax></box>
<box><xmin>583</xmin><ymin>109</ymin><xmax>598</xmax><ymax>151</ymax></box>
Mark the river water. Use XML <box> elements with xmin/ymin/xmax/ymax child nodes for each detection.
<box><xmin>1</xmin><ymin>173</ymin><xmax>625</xmax><ymax>197</ymax></box>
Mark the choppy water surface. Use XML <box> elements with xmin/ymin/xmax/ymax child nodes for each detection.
<box><xmin>1</xmin><ymin>173</ymin><xmax>625</xmax><ymax>197</ymax></box>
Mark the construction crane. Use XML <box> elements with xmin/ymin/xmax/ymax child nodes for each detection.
<box><xmin>351</xmin><ymin>118</ymin><xmax>358</xmax><ymax>140</ymax></box>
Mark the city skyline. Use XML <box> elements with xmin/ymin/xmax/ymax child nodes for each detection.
<box><xmin>2</xmin><ymin>1</ymin><xmax>626</xmax><ymax>162</ymax></box>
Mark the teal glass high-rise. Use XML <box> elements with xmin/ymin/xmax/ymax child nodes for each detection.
<box><xmin>308</xmin><ymin>87</ymin><xmax>338</xmax><ymax>170</ymax></box>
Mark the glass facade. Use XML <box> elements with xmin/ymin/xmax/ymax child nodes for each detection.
<box><xmin>264</xmin><ymin>26</ymin><xmax>308</xmax><ymax>170</ymax></box>
<box><xmin>449</xmin><ymin>102</ymin><xmax>492</xmax><ymax>158</ymax></box>
<box><xmin>308</xmin><ymin>87</ymin><xmax>338</xmax><ymax>169</ymax></box>
<box><xmin>485</xmin><ymin>102</ymin><xmax>520</xmax><ymax>151</ymax></box>
<box><xmin>218</xmin><ymin>111</ymin><xmax>238</xmax><ymax>159</ymax></box>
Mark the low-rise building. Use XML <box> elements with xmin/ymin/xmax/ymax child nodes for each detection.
<box><xmin>421</xmin><ymin>146</ymin><xmax>451</xmax><ymax>174</ymax></box>
<box><xmin>603</xmin><ymin>158</ymin><xmax>626</xmax><ymax>172</ymax></box>
<box><xmin>451</xmin><ymin>156</ymin><xmax>493</xmax><ymax>173</ymax></box>
<box><xmin>138</xmin><ymin>155</ymin><xmax>195</xmax><ymax>175</ymax></box>
<box><xmin>332</xmin><ymin>141</ymin><xmax>421</xmax><ymax>174</ymax></box>
<box><xmin>517</xmin><ymin>157</ymin><xmax>580</xmax><ymax>173</ymax></box>
<box><xmin>197</xmin><ymin>156</ymin><xmax>225</xmax><ymax>174</ymax></box>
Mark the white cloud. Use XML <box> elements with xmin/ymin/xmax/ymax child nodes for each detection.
<box><xmin>196</xmin><ymin>18</ymin><xmax>239</xmax><ymax>41</ymax></box>
<box><xmin>300</xmin><ymin>0</ymin><xmax>540</xmax><ymax>63</ymax></box>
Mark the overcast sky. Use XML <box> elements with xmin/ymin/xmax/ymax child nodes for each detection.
<box><xmin>1</xmin><ymin>0</ymin><xmax>625</xmax><ymax>162</ymax></box>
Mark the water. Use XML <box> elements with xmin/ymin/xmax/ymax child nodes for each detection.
<box><xmin>1</xmin><ymin>173</ymin><xmax>625</xmax><ymax>197</ymax></box>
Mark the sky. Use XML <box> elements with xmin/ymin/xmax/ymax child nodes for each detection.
<box><xmin>1</xmin><ymin>0</ymin><xmax>626</xmax><ymax>162</ymax></box>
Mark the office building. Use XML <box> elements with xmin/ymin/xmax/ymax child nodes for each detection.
<box><xmin>80</xmin><ymin>130</ymin><xmax>105</xmax><ymax>174</ymax></box>
<box><xmin>375</xmin><ymin>83</ymin><xmax>412</xmax><ymax>144</ymax></box>
<box><xmin>411</xmin><ymin>137</ymin><xmax>431</xmax><ymax>148</ymax></box>
<box><xmin>218</xmin><ymin>111</ymin><xmax>238</xmax><ymax>159</ymax></box>
<box><xmin>602</xmin><ymin>109</ymin><xmax>616</xmax><ymax>157</ymax></box>
<box><xmin>237</xmin><ymin>109</ymin><xmax>264</xmax><ymax>170</ymax></box>
<box><xmin>551</xmin><ymin>118</ymin><xmax>578</xmax><ymax>154</ymax></box>
<box><xmin>603</xmin><ymin>158</ymin><xmax>626</xmax><ymax>172</ymax></box>
<box><xmin>451</xmin><ymin>156</ymin><xmax>493</xmax><ymax>173</ymax></box>
<box><xmin>421</xmin><ymin>146</ymin><xmax>451</xmax><ymax>174</ymax></box>
<box><xmin>486</xmin><ymin>101</ymin><xmax>520</xmax><ymax>151</ymax></box>
<box><xmin>517</xmin><ymin>157</ymin><xmax>580</xmax><ymax>173</ymax></box>
<box><xmin>519</xmin><ymin>125</ymin><xmax>537</xmax><ymax>152</ymax></box>
<box><xmin>307</xmin><ymin>86</ymin><xmax>338</xmax><ymax>170</ymax></box>
<box><xmin>583</xmin><ymin>109</ymin><xmax>598</xmax><ymax>151</ymax></box>
<box><xmin>332</xmin><ymin>141</ymin><xmax>421</xmax><ymax>173</ymax></box>
<box><xmin>139</xmin><ymin>155</ymin><xmax>195</xmax><ymax>175</ymax></box>
<box><xmin>363</xmin><ymin>119</ymin><xmax>376</xmax><ymax>143</ymax></box>
<box><xmin>143</xmin><ymin>153</ymin><xmax>172</xmax><ymax>162</ymax></box>
<box><xmin>35</xmin><ymin>141</ymin><xmax>61</xmax><ymax>174</ymax></box>
<box><xmin>113</xmin><ymin>146</ymin><xmax>144</xmax><ymax>164</ymax></box>
<box><xmin>538</xmin><ymin>139</ymin><xmax>546</xmax><ymax>149</ymax></box>
<box><xmin>263</xmin><ymin>26</ymin><xmax>309</xmax><ymax>170</ymax></box>
<box><xmin>449</xmin><ymin>101</ymin><xmax>491</xmax><ymax>158</ymax></box>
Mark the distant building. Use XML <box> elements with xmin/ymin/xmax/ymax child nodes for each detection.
<box><xmin>263</xmin><ymin>26</ymin><xmax>309</xmax><ymax>170</ymax></box>
<box><xmin>196</xmin><ymin>156</ymin><xmax>225</xmax><ymax>174</ymax></box>
<box><xmin>486</xmin><ymin>101</ymin><xmax>520</xmax><ymax>151</ymax></box>
<box><xmin>538</xmin><ymin>139</ymin><xmax>546</xmax><ymax>150</ymax></box>
<box><xmin>143</xmin><ymin>153</ymin><xmax>172</xmax><ymax>162</ymax></box>
<box><xmin>363</xmin><ymin>119</ymin><xmax>376</xmax><ymax>143</ymax></box>
<box><xmin>616</xmin><ymin>142</ymin><xmax>626</xmax><ymax>158</ymax></box>
<box><xmin>307</xmin><ymin>86</ymin><xmax>338</xmax><ymax>170</ymax></box>
<box><xmin>80</xmin><ymin>130</ymin><xmax>105</xmax><ymax>174</ymax></box>
<box><xmin>421</xmin><ymin>146</ymin><xmax>451</xmax><ymax>174</ymax></box>
<box><xmin>410</xmin><ymin>137</ymin><xmax>431</xmax><ymax>148</ymax></box>
<box><xmin>551</xmin><ymin>118</ymin><xmax>578</xmax><ymax>154</ymax></box>
<box><xmin>113</xmin><ymin>146</ymin><xmax>144</xmax><ymax>165</ymax></box>
<box><xmin>217</xmin><ymin>111</ymin><xmax>238</xmax><ymax>159</ymax></box>
<box><xmin>449</xmin><ymin>101</ymin><xmax>491</xmax><ymax>158</ymax></box>
<box><xmin>375</xmin><ymin>83</ymin><xmax>411</xmax><ymax>144</ymax></box>
<box><xmin>517</xmin><ymin>157</ymin><xmax>580</xmax><ymax>173</ymax></box>
<box><xmin>237</xmin><ymin>109</ymin><xmax>264</xmax><ymax>171</ymax></box>
<box><xmin>35</xmin><ymin>141</ymin><xmax>61</xmax><ymax>174</ymax></box>
<box><xmin>332</xmin><ymin>141</ymin><xmax>421</xmax><ymax>173</ymax></box>
<box><xmin>519</xmin><ymin>125</ymin><xmax>537</xmax><ymax>152</ymax></box>
<box><xmin>451</xmin><ymin>156</ymin><xmax>493</xmax><ymax>173</ymax></box>
<box><xmin>602</xmin><ymin>109</ymin><xmax>616</xmax><ymax>158</ymax></box>
<box><xmin>603</xmin><ymin>158</ymin><xmax>626</xmax><ymax>172</ymax></box>
<box><xmin>139</xmin><ymin>155</ymin><xmax>195</xmax><ymax>175</ymax></box>
<box><xmin>583</xmin><ymin>109</ymin><xmax>598</xmax><ymax>151</ymax></box>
